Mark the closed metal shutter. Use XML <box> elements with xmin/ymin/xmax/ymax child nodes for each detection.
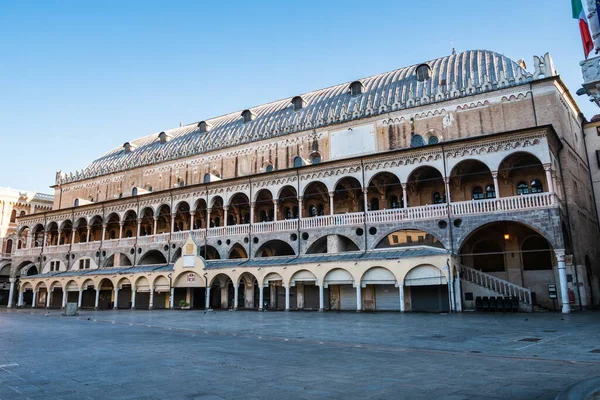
<box><xmin>340</xmin><ymin>285</ymin><xmax>356</xmax><ymax>310</ymax></box>
<box><xmin>303</xmin><ymin>284</ymin><xmax>319</xmax><ymax>309</ymax></box>
<box><xmin>375</xmin><ymin>285</ymin><xmax>400</xmax><ymax>311</ymax></box>
<box><xmin>154</xmin><ymin>292</ymin><xmax>167</xmax><ymax>309</ymax></box>
<box><xmin>136</xmin><ymin>292</ymin><xmax>150</xmax><ymax>309</ymax></box>
<box><xmin>117</xmin><ymin>289</ymin><xmax>131</xmax><ymax>309</ymax></box>
<box><xmin>81</xmin><ymin>289</ymin><xmax>95</xmax><ymax>308</ymax></box>
<box><xmin>410</xmin><ymin>285</ymin><xmax>449</xmax><ymax>312</ymax></box>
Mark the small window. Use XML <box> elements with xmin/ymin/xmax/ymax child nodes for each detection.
<box><xmin>349</xmin><ymin>81</ymin><xmax>363</xmax><ymax>96</ymax></box>
<box><xmin>485</xmin><ymin>184</ymin><xmax>496</xmax><ymax>199</ymax></box>
<box><xmin>198</xmin><ymin>121</ymin><xmax>211</xmax><ymax>133</ymax></box>
<box><xmin>472</xmin><ymin>186</ymin><xmax>484</xmax><ymax>200</ymax></box>
<box><xmin>79</xmin><ymin>259</ymin><xmax>84</xmax><ymax>270</ymax></box>
<box><xmin>158</xmin><ymin>131</ymin><xmax>171</xmax><ymax>144</ymax></box>
<box><xmin>132</xmin><ymin>187</ymin><xmax>138</xmax><ymax>196</ymax></box>
<box><xmin>10</xmin><ymin>210</ymin><xmax>16</xmax><ymax>223</ymax></box>
<box><xmin>531</xmin><ymin>179</ymin><xmax>543</xmax><ymax>193</ymax></box>
<box><xmin>204</xmin><ymin>173</ymin><xmax>211</xmax><ymax>183</ymax></box>
<box><xmin>596</xmin><ymin>150</ymin><xmax>600</xmax><ymax>167</ymax></box>
<box><xmin>517</xmin><ymin>181</ymin><xmax>529</xmax><ymax>195</ymax></box>
<box><xmin>428</xmin><ymin>136</ymin><xmax>439</xmax><ymax>145</ymax></box>
<box><xmin>310</xmin><ymin>152</ymin><xmax>321</xmax><ymax>165</ymax></box>
<box><xmin>241</xmin><ymin>109</ymin><xmax>254</xmax><ymax>123</ymax></box>
<box><xmin>265</xmin><ymin>164</ymin><xmax>274</xmax><ymax>172</ymax></box>
<box><xmin>416</xmin><ymin>64</ymin><xmax>431</xmax><ymax>82</ymax></box>
<box><xmin>410</xmin><ymin>134</ymin><xmax>426</xmax><ymax>148</ymax></box>
<box><xmin>291</xmin><ymin>96</ymin><xmax>305</xmax><ymax>111</ymax></box>
<box><xmin>293</xmin><ymin>156</ymin><xmax>305</xmax><ymax>168</ymax></box>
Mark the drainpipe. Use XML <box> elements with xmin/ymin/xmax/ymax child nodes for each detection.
<box><xmin>248</xmin><ymin>177</ymin><xmax>253</xmax><ymax>259</ymax></box>
<box><xmin>360</xmin><ymin>158</ymin><xmax>368</xmax><ymax>254</ymax></box>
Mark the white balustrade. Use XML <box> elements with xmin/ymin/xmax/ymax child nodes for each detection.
<box><xmin>71</xmin><ymin>242</ymin><xmax>100</xmax><ymax>252</ymax></box>
<box><xmin>451</xmin><ymin>193</ymin><xmax>556</xmax><ymax>216</ymax></box>
<box><xmin>191</xmin><ymin>229</ymin><xmax>206</xmax><ymax>241</ymax></box>
<box><xmin>207</xmin><ymin>226</ymin><xmax>225</xmax><ymax>238</ymax></box>
<box><xmin>366</xmin><ymin>204</ymin><xmax>447</xmax><ymax>224</ymax></box>
<box><xmin>252</xmin><ymin>219</ymin><xmax>298</xmax><ymax>233</ymax></box>
<box><xmin>460</xmin><ymin>264</ymin><xmax>532</xmax><ymax>304</ymax></box>
<box><xmin>171</xmin><ymin>231</ymin><xmax>190</xmax><ymax>242</ymax></box>
<box><xmin>44</xmin><ymin>244</ymin><xmax>70</xmax><ymax>254</ymax></box>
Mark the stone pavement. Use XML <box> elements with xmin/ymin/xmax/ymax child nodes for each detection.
<box><xmin>0</xmin><ymin>309</ymin><xmax>599</xmax><ymax>399</ymax></box>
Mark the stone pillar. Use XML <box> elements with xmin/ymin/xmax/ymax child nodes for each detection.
<box><xmin>153</xmin><ymin>217</ymin><xmax>157</xmax><ymax>235</ymax></box>
<box><xmin>170</xmin><ymin>288</ymin><xmax>175</xmax><ymax>309</ymax></box>
<box><xmin>27</xmin><ymin>232</ymin><xmax>33</xmax><ymax>248</ymax></box>
<box><xmin>492</xmin><ymin>171</ymin><xmax>500</xmax><ymax>199</ymax></box>
<box><xmin>556</xmin><ymin>249</ymin><xmax>570</xmax><ymax>314</ymax></box>
<box><xmin>296</xmin><ymin>283</ymin><xmax>304</xmax><ymax>309</ymax></box>
<box><xmin>32</xmin><ymin>290</ymin><xmax>37</xmax><ymax>308</ymax></box>
<box><xmin>298</xmin><ymin>197</ymin><xmax>303</xmax><ymax>219</ymax></box>
<box><xmin>190</xmin><ymin>211</ymin><xmax>195</xmax><ymax>230</ymax></box>
<box><xmin>233</xmin><ymin>284</ymin><xmax>239</xmax><ymax>310</ymax></box>
<box><xmin>78</xmin><ymin>289</ymin><xmax>83</xmax><ymax>308</ymax></box>
<box><xmin>46</xmin><ymin>289</ymin><xmax>52</xmax><ymax>308</ymax></box>
<box><xmin>57</xmin><ymin>230</ymin><xmax>62</xmax><ymax>246</ymax></box>
<box><xmin>544</xmin><ymin>164</ymin><xmax>554</xmax><ymax>193</ymax></box>
<box><xmin>454</xmin><ymin>276</ymin><xmax>462</xmax><ymax>312</ymax></box>
<box><xmin>356</xmin><ymin>284</ymin><xmax>362</xmax><ymax>312</ymax></box>
<box><xmin>285</xmin><ymin>285</ymin><xmax>290</xmax><ymax>311</ymax></box>
<box><xmin>71</xmin><ymin>229</ymin><xmax>76</xmax><ymax>245</ymax></box>
<box><xmin>170</xmin><ymin>215</ymin><xmax>175</xmax><ymax>234</ymax></box>
<box><xmin>402</xmin><ymin>184</ymin><xmax>408</xmax><ymax>209</ymax></box>
<box><xmin>7</xmin><ymin>278</ymin><xmax>15</xmax><ymax>308</ymax></box>
<box><xmin>101</xmin><ymin>224</ymin><xmax>107</xmax><ymax>241</ymax></box>
<box><xmin>94</xmin><ymin>288</ymin><xmax>100</xmax><ymax>309</ymax></box>
<box><xmin>363</xmin><ymin>189</ymin><xmax>369</xmax><ymax>212</ymax></box>
<box><xmin>223</xmin><ymin>206</ymin><xmax>229</xmax><ymax>227</ymax></box>
<box><xmin>220</xmin><ymin>285</ymin><xmax>228</xmax><ymax>309</ymax></box>
<box><xmin>17</xmin><ymin>289</ymin><xmax>24</xmax><ymax>307</ymax></box>
<box><xmin>244</xmin><ymin>283</ymin><xmax>254</xmax><ymax>308</ymax></box>
<box><xmin>136</xmin><ymin>219</ymin><xmax>142</xmax><ymax>237</ymax></box>
<box><xmin>258</xmin><ymin>285</ymin><xmax>264</xmax><ymax>311</ymax></box>
<box><xmin>119</xmin><ymin>222</ymin><xmax>124</xmax><ymax>239</ymax></box>
<box><xmin>250</xmin><ymin>203</ymin><xmax>255</xmax><ymax>224</ymax></box>
<box><xmin>86</xmin><ymin>227</ymin><xmax>91</xmax><ymax>243</ymax></box>
<box><xmin>270</xmin><ymin>284</ymin><xmax>277</xmax><ymax>310</ymax></box>
<box><xmin>131</xmin><ymin>289</ymin><xmax>136</xmax><ymax>309</ymax></box>
<box><xmin>113</xmin><ymin>288</ymin><xmax>119</xmax><ymax>309</ymax></box>
<box><xmin>149</xmin><ymin>288</ymin><xmax>154</xmax><ymax>310</ymax></box>
<box><xmin>272</xmin><ymin>200</ymin><xmax>278</xmax><ymax>222</ymax></box>
<box><xmin>399</xmin><ymin>284</ymin><xmax>405</xmax><ymax>312</ymax></box>
<box><xmin>61</xmin><ymin>289</ymin><xmax>67</xmax><ymax>309</ymax></box>
<box><xmin>205</xmin><ymin>286</ymin><xmax>211</xmax><ymax>310</ymax></box>
<box><xmin>444</xmin><ymin>178</ymin><xmax>451</xmax><ymax>203</ymax></box>
<box><xmin>319</xmin><ymin>284</ymin><xmax>324</xmax><ymax>312</ymax></box>
<box><xmin>328</xmin><ymin>191</ymin><xmax>335</xmax><ymax>215</ymax></box>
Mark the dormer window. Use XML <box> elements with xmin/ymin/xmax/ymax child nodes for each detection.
<box><xmin>123</xmin><ymin>142</ymin><xmax>137</xmax><ymax>153</ymax></box>
<box><xmin>158</xmin><ymin>131</ymin><xmax>172</xmax><ymax>144</ymax></box>
<box><xmin>291</xmin><ymin>96</ymin><xmax>305</xmax><ymax>111</ymax></box>
<box><xmin>198</xmin><ymin>121</ymin><xmax>211</xmax><ymax>133</ymax></box>
<box><xmin>349</xmin><ymin>81</ymin><xmax>363</xmax><ymax>96</ymax></box>
<box><xmin>416</xmin><ymin>63</ymin><xmax>432</xmax><ymax>82</ymax></box>
<box><xmin>241</xmin><ymin>109</ymin><xmax>255</xmax><ymax>123</ymax></box>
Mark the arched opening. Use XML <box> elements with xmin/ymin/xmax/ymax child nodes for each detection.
<box><xmin>334</xmin><ymin>177</ymin><xmax>363</xmax><ymax>214</ymax></box>
<box><xmin>97</xmin><ymin>279</ymin><xmax>114</xmax><ymax>309</ymax></box>
<box><xmin>210</xmin><ymin>273</ymin><xmax>234</xmax><ymax>309</ymax></box>
<box><xmin>104</xmin><ymin>253</ymin><xmax>132</xmax><ymax>268</ymax></box>
<box><xmin>89</xmin><ymin>216</ymin><xmax>103</xmax><ymax>242</ymax></box>
<box><xmin>10</xmin><ymin>209</ymin><xmax>16</xmax><ymax>223</ymax></box>
<box><xmin>367</xmin><ymin>172</ymin><xmax>404</xmax><ymax>211</ymax></box>
<box><xmin>49</xmin><ymin>282</ymin><xmax>63</xmax><ymax>309</ymax></box>
<box><xmin>122</xmin><ymin>210</ymin><xmax>137</xmax><ymax>238</ymax></box>
<box><xmin>410</xmin><ymin>134</ymin><xmax>426</xmax><ymax>148</ymax></box>
<box><xmin>5</xmin><ymin>239</ymin><xmax>13</xmax><ymax>254</ymax></box>
<box><xmin>194</xmin><ymin>199</ymin><xmax>208</xmax><ymax>229</ymax></box>
<box><xmin>103</xmin><ymin>213</ymin><xmax>120</xmax><ymax>240</ymax></box>
<box><xmin>72</xmin><ymin>219</ymin><xmax>88</xmax><ymax>244</ymax></box>
<box><xmin>45</xmin><ymin>222</ymin><xmax>59</xmax><ymax>246</ymax></box>
<box><xmin>228</xmin><ymin>193</ymin><xmax>250</xmax><ymax>225</ymax></box>
<box><xmin>262</xmin><ymin>272</ymin><xmax>284</xmax><ymax>310</ymax></box>
<box><xmin>115</xmin><ymin>278</ymin><xmax>133</xmax><ymax>309</ymax></box>
<box><xmin>138</xmin><ymin>250</ymin><xmax>167</xmax><ymax>266</ymax></box>
<box><xmin>376</xmin><ymin>229</ymin><xmax>444</xmax><ymax>249</ymax></box>
<box><xmin>254</xmin><ymin>189</ymin><xmax>274</xmax><ymax>223</ymax></box>
<box><xmin>255</xmin><ymin>240</ymin><xmax>295</xmax><ymax>258</ymax></box>
<box><xmin>406</xmin><ymin>166</ymin><xmax>445</xmax><ymax>207</ymax></box>
<box><xmin>138</xmin><ymin>208</ymin><xmax>154</xmax><ymax>236</ymax></box>
<box><xmin>303</xmin><ymin>181</ymin><xmax>329</xmax><ymax>217</ymax></box>
<box><xmin>306</xmin><ymin>235</ymin><xmax>360</xmax><ymax>254</ymax></box>
<box><xmin>324</xmin><ymin>268</ymin><xmax>355</xmax><ymax>311</ymax></box>
<box><xmin>498</xmin><ymin>152</ymin><xmax>547</xmax><ymax>197</ymax></box>
<box><xmin>155</xmin><ymin>205</ymin><xmax>171</xmax><ymax>234</ymax></box>
<box><xmin>32</xmin><ymin>224</ymin><xmax>45</xmax><ymax>247</ymax></box>
<box><xmin>228</xmin><ymin>244</ymin><xmax>248</xmax><ymax>259</ymax></box>
<box><xmin>449</xmin><ymin>159</ymin><xmax>494</xmax><ymax>202</ymax></box>
<box><xmin>405</xmin><ymin>265</ymin><xmax>449</xmax><ymax>312</ymax></box>
<box><xmin>0</xmin><ymin>264</ymin><xmax>11</xmax><ymax>305</ymax></box>
<box><xmin>174</xmin><ymin>202</ymin><xmax>190</xmax><ymax>232</ymax></box>
<box><xmin>198</xmin><ymin>245</ymin><xmax>220</xmax><ymax>260</ymax></box>
<box><xmin>60</xmin><ymin>220</ymin><xmax>73</xmax><ymax>245</ymax></box>
<box><xmin>210</xmin><ymin>196</ymin><xmax>224</xmax><ymax>227</ymax></box>
<box><xmin>361</xmin><ymin>267</ymin><xmax>400</xmax><ymax>311</ymax></box>
<box><xmin>238</xmin><ymin>272</ymin><xmax>259</xmax><ymax>309</ymax></box>
<box><xmin>279</xmin><ymin>186</ymin><xmax>298</xmax><ymax>219</ymax></box>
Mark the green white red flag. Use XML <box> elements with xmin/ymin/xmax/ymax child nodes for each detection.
<box><xmin>573</xmin><ymin>0</ymin><xmax>594</xmax><ymax>58</ymax></box>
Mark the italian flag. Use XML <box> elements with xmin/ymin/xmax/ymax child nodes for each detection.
<box><xmin>572</xmin><ymin>0</ymin><xmax>594</xmax><ymax>58</ymax></box>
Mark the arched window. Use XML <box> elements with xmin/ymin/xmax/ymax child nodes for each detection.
<box><xmin>265</xmin><ymin>164</ymin><xmax>274</xmax><ymax>172</ymax></box>
<box><xmin>349</xmin><ymin>81</ymin><xmax>363</xmax><ymax>96</ymax></box>
<box><xmin>472</xmin><ymin>186</ymin><xmax>484</xmax><ymax>200</ymax></box>
<box><xmin>309</xmin><ymin>205</ymin><xmax>317</xmax><ymax>217</ymax></box>
<box><xmin>293</xmin><ymin>156</ymin><xmax>304</xmax><ymax>168</ymax></box>
<box><xmin>428</xmin><ymin>136</ymin><xmax>439</xmax><ymax>145</ymax></box>
<box><xmin>416</xmin><ymin>63</ymin><xmax>432</xmax><ymax>82</ymax></box>
<box><xmin>241</xmin><ymin>109</ymin><xmax>254</xmax><ymax>123</ymax></box>
<box><xmin>291</xmin><ymin>96</ymin><xmax>305</xmax><ymax>111</ymax></box>
<box><xmin>485</xmin><ymin>184</ymin><xmax>496</xmax><ymax>199</ymax></box>
<box><xmin>410</xmin><ymin>134</ymin><xmax>426</xmax><ymax>148</ymax></box>
<box><xmin>531</xmin><ymin>179</ymin><xmax>543</xmax><ymax>194</ymax></box>
<box><xmin>317</xmin><ymin>204</ymin><xmax>325</xmax><ymax>216</ymax></box>
<box><xmin>517</xmin><ymin>181</ymin><xmax>529</xmax><ymax>195</ymax></box>
<box><xmin>10</xmin><ymin>210</ymin><xmax>16</xmax><ymax>223</ymax></box>
<box><xmin>310</xmin><ymin>153</ymin><xmax>321</xmax><ymax>165</ymax></box>
<box><xmin>432</xmin><ymin>192</ymin><xmax>443</xmax><ymax>204</ymax></box>
<box><xmin>132</xmin><ymin>187</ymin><xmax>138</xmax><ymax>196</ymax></box>
<box><xmin>370</xmin><ymin>198</ymin><xmax>380</xmax><ymax>211</ymax></box>
<box><xmin>5</xmin><ymin>239</ymin><xmax>12</xmax><ymax>254</ymax></box>
<box><xmin>203</xmin><ymin>173</ymin><xmax>211</xmax><ymax>183</ymax></box>
<box><xmin>390</xmin><ymin>196</ymin><xmax>399</xmax><ymax>209</ymax></box>
<box><xmin>19</xmin><ymin>211</ymin><xmax>26</xmax><ymax>216</ymax></box>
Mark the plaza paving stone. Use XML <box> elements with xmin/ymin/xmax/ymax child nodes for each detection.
<box><xmin>0</xmin><ymin>308</ymin><xmax>599</xmax><ymax>399</ymax></box>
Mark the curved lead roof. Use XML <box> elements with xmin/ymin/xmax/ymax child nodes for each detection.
<box><xmin>58</xmin><ymin>50</ymin><xmax>532</xmax><ymax>184</ymax></box>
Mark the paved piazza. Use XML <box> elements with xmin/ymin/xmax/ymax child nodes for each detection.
<box><xmin>1</xmin><ymin>310</ymin><xmax>600</xmax><ymax>399</ymax></box>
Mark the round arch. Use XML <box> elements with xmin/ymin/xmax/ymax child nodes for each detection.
<box><xmin>289</xmin><ymin>269</ymin><xmax>317</xmax><ymax>287</ymax></box>
<box><xmin>323</xmin><ymin>268</ymin><xmax>354</xmax><ymax>287</ymax></box>
<box><xmin>262</xmin><ymin>272</ymin><xmax>283</xmax><ymax>286</ymax></box>
<box><xmin>138</xmin><ymin>250</ymin><xmax>168</xmax><ymax>266</ymax></box>
<box><xmin>228</xmin><ymin>244</ymin><xmax>248</xmax><ymax>259</ymax></box>
<box><xmin>360</xmin><ymin>266</ymin><xmax>398</xmax><ymax>286</ymax></box>
<box><xmin>255</xmin><ymin>240</ymin><xmax>295</xmax><ymax>258</ymax></box>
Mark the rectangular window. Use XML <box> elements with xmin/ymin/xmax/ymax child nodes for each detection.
<box><xmin>596</xmin><ymin>150</ymin><xmax>600</xmax><ymax>168</ymax></box>
<box><xmin>85</xmin><ymin>259</ymin><xmax>90</xmax><ymax>269</ymax></box>
<box><xmin>79</xmin><ymin>259</ymin><xmax>84</xmax><ymax>270</ymax></box>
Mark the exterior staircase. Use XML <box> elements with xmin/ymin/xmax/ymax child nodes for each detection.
<box><xmin>459</xmin><ymin>264</ymin><xmax>533</xmax><ymax>312</ymax></box>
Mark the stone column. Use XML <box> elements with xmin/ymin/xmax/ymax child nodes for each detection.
<box><xmin>285</xmin><ymin>285</ymin><xmax>290</xmax><ymax>311</ymax></box>
<box><xmin>71</xmin><ymin>230</ymin><xmax>75</xmax><ymax>245</ymax></box>
<box><xmin>205</xmin><ymin>286</ymin><xmax>211</xmax><ymax>310</ymax></box>
<box><xmin>402</xmin><ymin>184</ymin><xmax>408</xmax><ymax>209</ymax></box>
<box><xmin>153</xmin><ymin>217</ymin><xmax>158</xmax><ymax>235</ymax></box>
<box><xmin>170</xmin><ymin>215</ymin><xmax>175</xmax><ymax>234</ymax></box>
<box><xmin>296</xmin><ymin>283</ymin><xmax>304</xmax><ymax>309</ymax></box>
<box><xmin>149</xmin><ymin>288</ymin><xmax>154</xmax><ymax>310</ymax></box>
<box><xmin>220</xmin><ymin>285</ymin><xmax>228</xmax><ymax>309</ymax></box>
<box><xmin>363</xmin><ymin>189</ymin><xmax>369</xmax><ymax>212</ymax></box>
<box><xmin>27</xmin><ymin>232</ymin><xmax>33</xmax><ymax>248</ymax></box>
<box><xmin>189</xmin><ymin>211</ymin><xmax>195</xmax><ymax>230</ymax></box>
<box><xmin>131</xmin><ymin>289</ymin><xmax>136</xmax><ymax>309</ymax></box>
<box><xmin>328</xmin><ymin>191</ymin><xmax>335</xmax><ymax>215</ymax></box>
<box><xmin>272</xmin><ymin>200</ymin><xmax>278</xmax><ymax>222</ymax></box>
<box><xmin>57</xmin><ymin>230</ymin><xmax>62</xmax><ymax>246</ymax></box>
<box><xmin>258</xmin><ymin>285</ymin><xmax>264</xmax><ymax>311</ymax></box>
<box><xmin>101</xmin><ymin>224</ymin><xmax>107</xmax><ymax>241</ymax></box>
<box><xmin>454</xmin><ymin>276</ymin><xmax>462</xmax><ymax>312</ymax></box>
<box><xmin>119</xmin><ymin>222</ymin><xmax>124</xmax><ymax>239</ymax></box>
<box><xmin>223</xmin><ymin>206</ymin><xmax>229</xmax><ymax>227</ymax></box>
<box><xmin>233</xmin><ymin>284</ymin><xmax>239</xmax><ymax>310</ymax></box>
<box><xmin>46</xmin><ymin>289</ymin><xmax>52</xmax><ymax>308</ymax></box>
<box><xmin>78</xmin><ymin>289</ymin><xmax>83</xmax><ymax>308</ymax></box>
<box><xmin>17</xmin><ymin>289</ymin><xmax>24</xmax><ymax>307</ymax></box>
<box><xmin>32</xmin><ymin>290</ymin><xmax>37</xmax><ymax>308</ymax></box>
<box><xmin>86</xmin><ymin>227</ymin><xmax>91</xmax><ymax>243</ymax></box>
<box><xmin>298</xmin><ymin>197</ymin><xmax>303</xmax><ymax>219</ymax></box>
<box><xmin>136</xmin><ymin>219</ymin><xmax>142</xmax><ymax>237</ymax></box>
<box><xmin>399</xmin><ymin>284</ymin><xmax>405</xmax><ymax>312</ymax></box>
<box><xmin>94</xmin><ymin>288</ymin><xmax>100</xmax><ymax>309</ymax></box>
<box><xmin>244</xmin><ymin>283</ymin><xmax>254</xmax><ymax>309</ymax></box>
<box><xmin>170</xmin><ymin>288</ymin><xmax>175</xmax><ymax>309</ymax></box>
<box><xmin>544</xmin><ymin>164</ymin><xmax>554</xmax><ymax>193</ymax></box>
<box><xmin>60</xmin><ymin>289</ymin><xmax>66</xmax><ymax>309</ymax></box>
<box><xmin>356</xmin><ymin>284</ymin><xmax>362</xmax><ymax>312</ymax></box>
<box><xmin>555</xmin><ymin>249</ymin><xmax>570</xmax><ymax>314</ymax></box>
<box><xmin>492</xmin><ymin>171</ymin><xmax>500</xmax><ymax>199</ymax></box>
<box><xmin>250</xmin><ymin>203</ymin><xmax>255</xmax><ymax>224</ymax></box>
<box><xmin>444</xmin><ymin>178</ymin><xmax>451</xmax><ymax>203</ymax></box>
<box><xmin>113</xmin><ymin>288</ymin><xmax>119</xmax><ymax>309</ymax></box>
<box><xmin>318</xmin><ymin>284</ymin><xmax>324</xmax><ymax>312</ymax></box>
<box><xmin>7</xmin><ymin>278</ymin><xmax>15</xmax><ymax>308</ymax></box>
<box><xmin>206</xmin><ymin>209</ymin><xmax>212</xmax><ymax>228</ymax></box>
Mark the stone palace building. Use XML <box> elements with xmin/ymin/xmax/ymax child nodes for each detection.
<box><xmin>7</xmin><ymin>49</ymin><xmax>600</xmax><ymax>314</ymax></box>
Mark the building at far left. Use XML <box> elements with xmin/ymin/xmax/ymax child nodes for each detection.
<box><xmin>0</xmin><ymin>187</ymin><xmax>53</xmax><ymax>305</ymax></box>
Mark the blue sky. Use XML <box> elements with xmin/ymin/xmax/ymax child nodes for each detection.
<box><xmin>0</xmin><ymin>1</ymin><xmax>594</xmax><ymax>193</ymax></box>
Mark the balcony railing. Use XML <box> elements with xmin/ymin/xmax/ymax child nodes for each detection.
<box><xmin>13</xmin><ymin>193</ymin><xmax>559</xmax><ymax>256</ymax></box>
<box><xmin>0</xmin><ymin>253</ymin><xmax>11</xmax><ymax>259</ymax></box>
